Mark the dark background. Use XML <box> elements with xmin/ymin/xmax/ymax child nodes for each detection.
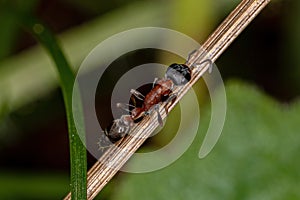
<box><xmin>0</xmin><ymin>0</ymin><xmax>299</xmax><ymax>199</ymax></box>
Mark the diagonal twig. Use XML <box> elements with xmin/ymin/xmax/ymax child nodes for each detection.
<box><xmin>64</xmin><ymin>0</ymin><xmax>271</xmax><ymax>199</ymax></box>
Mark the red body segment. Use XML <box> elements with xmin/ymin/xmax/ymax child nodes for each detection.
<box><xmin>131</xmin><ymin>79</ymin><xmax>174</xmax><ymax>120</ymax></box>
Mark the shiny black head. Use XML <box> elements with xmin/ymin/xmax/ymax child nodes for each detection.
<box><xmin>166</xmin><ymin>63</ymin><xmax>192</xmax><ymax>85</ymax></box>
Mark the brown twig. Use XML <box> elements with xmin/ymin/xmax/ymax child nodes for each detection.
<box><xmin>64</xmin><ymin>0</ymin><xmax>271</xmax><ymax>199</ymax></box>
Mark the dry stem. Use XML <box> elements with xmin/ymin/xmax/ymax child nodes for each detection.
<box><xmin>64</xmin><ymin>0</ymin><xmax>271</xmax><ymax>199</ymax></box>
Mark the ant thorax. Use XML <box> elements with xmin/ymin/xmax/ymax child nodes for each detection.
<box><xmin>156</xmin><ymin>78</ymin><xmax>174</xmax><ymax>91</ymax></box>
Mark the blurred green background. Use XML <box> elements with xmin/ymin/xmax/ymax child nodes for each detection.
<box><xmin>0</xmin><ymin>0</ymin><xmax>299</xmax><ymax>199</ymax></box>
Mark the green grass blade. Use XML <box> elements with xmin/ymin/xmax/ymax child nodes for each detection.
<box><xmin>15</xmin><ymin>12</ymin><xmax>87</xmax><ymax>200</ymax></box>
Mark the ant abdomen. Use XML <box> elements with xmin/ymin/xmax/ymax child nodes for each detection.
<box><xmin>166</xmin><ymin>63</ymin><xmax>192</xmax><ymax>86</ymax></box>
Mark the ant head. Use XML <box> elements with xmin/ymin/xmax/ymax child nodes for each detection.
<box><xmin>119</xmin><ymin>115</ymin><xmax>134</xmax><ymax>127</ymax></box>
<box><xmin>166</xmin><ymin>63</ymin><xmax>192</xmax><ymax>85</ymax></box>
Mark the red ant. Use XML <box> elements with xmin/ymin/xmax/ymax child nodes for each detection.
<box><xmin>122</xmin><ymin>63</ymin><xmax>193</xmax><ymax>126</ymax></box>
<box><xmin>100</xmin><ymin>50</ymin><xmax>213</xmax><ymax>146</ymax></box>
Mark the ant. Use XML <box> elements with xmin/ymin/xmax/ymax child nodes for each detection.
<box><xmin>123</xmin><ymin>62</ymin><xmax>193</xmax><ymax>126</ymax></box>
<box><xmin>99</xmin><ymin>50</ymin><xmax>213</xmax><ymax>148</ymax></box>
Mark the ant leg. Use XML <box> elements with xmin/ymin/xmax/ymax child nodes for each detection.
<box><xmin>145</xmin><ymin>104</ymin><xmax>163</xmax><ymax>126</ymax></box>
<box><xmin>186</xmin><ymin>49</ymin><xmax>198</xmax><ymax>64</ymax></box>
<box><xmin>130</xmin><ymin>89</ymin><xmax>145</xmax><ymax>101</ymax></box>
<box><xmin>166</xmin><ymin>93</ymin><xmax>177</xmax><ymax>104</ymax></box>
<box><xmin>152</xmin><ymin>78</ymin><xmax>158</xmax><ymax>88</ymax></box>
<box><xmin>164</xmin><ymin>93</ymin><xmax>177</xmax><ymax>114</ymax></box>
<box><xmin>116</xmin><ymin>103</ymin><xmax>135</xmax><ymax>113</ymax></box>
<box><xmin>153</xmin><ymin>104</ymin><xmax>163</xmax><ymax>126</ymax></box>
<box><xmin>195</xmin><ymin>59</ymin><xmax>213</xmax><ymax>73</ymax></box>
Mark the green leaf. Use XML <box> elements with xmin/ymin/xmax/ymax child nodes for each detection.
<box><xmin>111</xmin><ymin>80</ymin><xmax>300</xmax><ymax>200</ymax></box>
<box><xmin>13</xmin><ymin>11</ymin><xmax>87</xmax><ymax>200</ymax></box>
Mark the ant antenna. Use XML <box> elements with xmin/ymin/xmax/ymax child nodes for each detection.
<box><xmin>97</xmin><ymin>131</ymin><xmax>113</xmax><ymax>151</ymax></box>
<box><xmin>97</xmin><ymin>134</ymin><xmax>126</xmax><ymax>152</ymax></box>
<box><xmin>98</xmin><ymin>144</ymin><xmax>111</xmax><ymax>151</ymax></box>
